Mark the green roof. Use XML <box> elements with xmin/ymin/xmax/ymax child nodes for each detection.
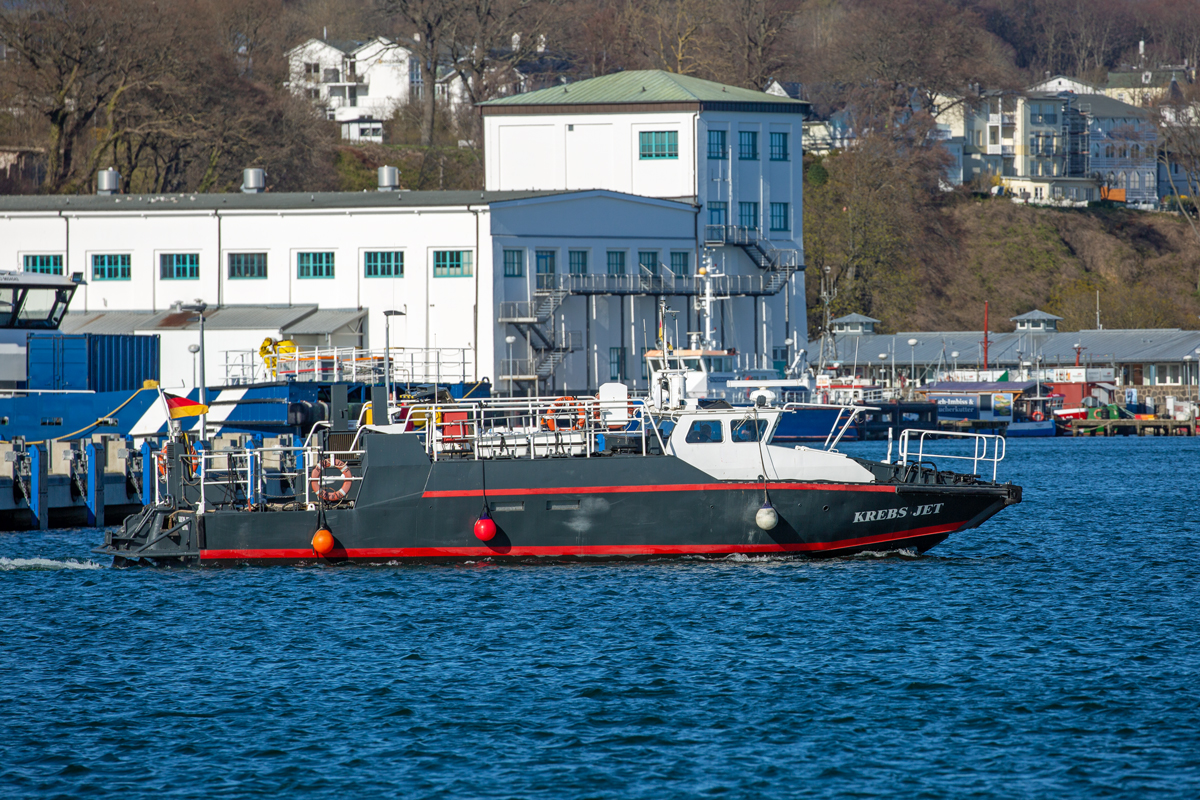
<box><xmin>1106</xmin><ymin>70</ymin><xmax>1182</xmax><ymax>89</ymax></box>
<box><xmin>480</xmin><ymin>70</ymin><xmax>807</xmax><ymax>111</ymax></box>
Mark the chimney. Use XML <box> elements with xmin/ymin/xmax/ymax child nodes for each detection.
<box><xmin>241</xmin><ymin>168</ymin><xmax>265</xmax><ymax>193</ymax></box>
<box><xmin>96</xmin><ymin>168</ymin><xmax>120</xmax><ymax>195</ymax></box>
<box><xmin>377</xmin><ymin>165</ymin><xmax>400</xmax><ymax>192</ymax></box>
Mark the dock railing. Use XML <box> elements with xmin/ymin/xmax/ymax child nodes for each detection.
<box><xmin>897</xmin><ymin>429</ymin><xmax>1006</xmax><ymax>482</ymax></box>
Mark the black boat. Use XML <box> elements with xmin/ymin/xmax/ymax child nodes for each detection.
<box><xmin>96</xmin><ymin>390</ymin><xmax>1021</xmax><ymax>565</ymax></box>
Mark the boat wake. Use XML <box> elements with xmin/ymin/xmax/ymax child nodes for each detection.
<box><xmin>0</xmin><ymin>557</ymin><xmax>104</xmax><ymax>571</ymax></box>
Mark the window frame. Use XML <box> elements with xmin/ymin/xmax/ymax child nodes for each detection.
<box><xmin>639</xmin><ymin>130</ymin><xmax>679</xmax><ymax>160</ymax></box>
<box><xmin>159</xmin><ymin>253</ymin><xmax>199</xmax><ymax>281</ymax></box>
<box><xmin>606</xmin><ymin>250</ymin><xmax>626</xmax><ymax>275</ymax></box>
<box><xmin>297</xmin><ymin>251</ymin><xmax>335</xmax><ymax>279</ymax></box>
<box><xmin>708</xmin><ymin>201</ymin><xmax>728</xmax><ymax>226</ymax></box>
<box><xmin>23</xmin><ymin>254</ymin><xmax>64</xmax><ymax>275</ymax></box>
<box><xmin>568</xmin><ymin>249</ymin><xmax>588</xmax><ymax>275</ymax></box>
<box><xmin>609</xmin><ymin>346</ymin><xmax>626</xmax><ymax>381</ymax></box>
<box><xmin>364</xmin><ymin>250</ymin><xmax>404</xmax><ymax>278</ymax></box>
<box><xmin>432</xmin><ymin>249</ymin><xmax>473</xmax><ymax>278</ymax></box>
<box><xmin>738</xmin><ymin>201</ymin><xmax>760</xmax><ymax>229</ymax></box>
<box><xmin>769</xmin><ymin>202</ymin><xmax>790</xmax><ymax>232</ymax></box>
<box><xmin>503</xmin><ymin>249</ymin><xmax>525</xmax><ymax>278</ymax></box>
<box><xmin>707</xmin><ymin>129</ymin><xmax>727</xmax><ymax>160</ymax></box>
<box><xmin>684</xmin><ymin>419</ymin><xmax>724</xmax><ymax>444</ymax></box>
<box><xmin>669</xmin><ymin>251</ymin><xmax>690</xmax><ymax>277</ymax></box>
<box><xmin>638</xmin><ymin>250</ymin><xmax>659</xmax><ymax>276</ymax></box>
<box><xmin>227</xmin><ymin>252</ymin><xmax>268</xmax><ymax>280</ymax></box>
<box><xmin>738</xmin><ymin>131</ymin><xmax>759</xmax><ymax>160</ymax></box>
<box><xmin>92</xmin><ymin>253</ymin><xmax>131</xmax><ymax>281</ymax></box>
<box><xmin>769</xmin><ymin>132</ymin><xmax>789</xmax><ymax>161</ymax></box>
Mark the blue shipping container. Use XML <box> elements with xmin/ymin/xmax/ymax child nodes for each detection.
<box><xmin>27</xmin><ymin>334</ymin><xmax>160</xmax><ymax>392</ymax></box>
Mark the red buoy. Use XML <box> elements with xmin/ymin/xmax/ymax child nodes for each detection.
<box><xmin>474</xmin><ymin>516</ymin><xmax>497</xmax><ymax>542</ymax></box>
<box><xmin>312</xmin><ymin>528</ymin><xmax>335</xmax><ymax>555</ymax></box>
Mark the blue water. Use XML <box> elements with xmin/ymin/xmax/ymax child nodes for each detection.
<box><xmin>2</xmin><ymin>436</ymin><xmax>1199</xmax><ymax>798</ymax></box>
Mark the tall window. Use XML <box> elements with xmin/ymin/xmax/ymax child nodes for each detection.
<box><xmin>609</xmin><ymin>347</ymin><xmax>626</xmax><ymax>381</ymax></box>
<box><xmin>707</xmin><ymin>129</ymin><xmax>727</xmax><ymax>160</ymax></box>
<box><xmin>708</xmin><ymin>202</ymin><xmax>728</xmax><ymax>225</ymax></box>
<box><xmin>738</xmin><ymin>201</ymin><xmax>759</xmax><ymax>228</ymax></box>
<box><xmin>535</xmin><ymin>250</ymin><xmax>555</xmax><ymax>274</ymax></box>
<box><xmin>639</xmin><ymin>131</ymin><xmax>678</xmax><ymax>160</ymax></box>
<box><xmin>769</xmin><ymin>132</ymin><xmax>789</xmax><ymax>161</ymax></box>
<box><xmin>670</xmin><ymin>251</ymin><xmax>690</xmax><ymax>276</ymax></box>
<box><xmin>24</xmin><ymin>255</ymin><xmax>63</xmax><ymax>275</ymax></box>
<box><xmin>93</xmin><ymin>254</ymin><xmax>131</xmax><ymax>281</ymax></box>
<box><xmin>739</xmin><ymin>131</ymin><xmax>759</xmax><ymax>160</ymax></box>
<box><xmin>365</xmin><ymin>251</ymin><xmax>403</xmax><ymax>277</ymax></box>
<box><xmin>297</xmin><ymin>251</ymin><xmax>334</xmax><ymax>278</ymax></box>
<box><xmin>503</xmin><ymin>249</ymin><xmax>524</xmax><ymax>277</ymax></box>
<box><xmin>638</xmin><ymin>250</ymin><xmax>659</xmax><ymax>276</ymax></box>
<box><xmin>160</xmin><ymin>253</ymin><xmax>199</xmax><ymax>280</ymax></box>
<box><xmin>568</xmin><ymin>250</ymin><xmax>588</xmax><ymax>275</ymax></box>
<box><xmin>433</xmin><ymin>250</ymin><xmax>472</xmax><ymax>277</ymax></box>
<box><xmin>228</xmin><ymin>253</ymin><xmax>267</xmax><ymax>279</ymax></box>
<box><xmin>769</xmin><ymin>202</ymin><xmax>790</xmax><ymax>232</ymax></box>
<box><xmin>607</xmin><ymin>250</ymin><xmax>626</xmax><ymax>275</ymax></box>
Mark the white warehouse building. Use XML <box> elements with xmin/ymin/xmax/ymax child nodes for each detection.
<box><xmin>0</xmin><ymin>71</ymin><xmax>809</xmax><ymax>395</ymax></box>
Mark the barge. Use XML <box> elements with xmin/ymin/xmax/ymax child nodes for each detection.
<box><xmin>97</xmin><ymin>388</ymin><xmax>1021</xmax><ymax>565</ymax></box>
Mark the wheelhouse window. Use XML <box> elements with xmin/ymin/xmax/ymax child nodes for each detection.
<box><xmin>228</xmin><ymin>252</ymin><xmax>267</xmax><ymax>279</ymax></box>
<box><xmin>433</xmin><ymin>250</ymin><xmax>472</xmax><ymax>277</ymax></box>
<box><xmin>92</xmin><ymin>254</ymin><xmax>131</xmax><ymax>281</ymax></box>
<box><xmin>503</xmin><ymin>249</ymin><xmax>524</xmax><ymax>277</ymax></box>
<box><xmin>708</xmin><ymin>129</ymin><xmax>727</xmax><ymax>160</ymax></box>
<box><xmin>769</xmin><ymin>132</ymin><xmax>789</xmax><ymax>161</ymax></box>
<box><xmin>639</xmin><ymin>131</ymin><xmax>678</xmax><ymax>160</ymax></box>
<box><xmin>739</xmin><ymin>131</ymin><xmax>759</xmax><ymax>160</ymax></box>
<box><xmin>685</xmin><ymin>420</ymin><xmax>723</xmax><ymax>443</ymax></box>
<box><xmin>606</xmin><ymin>251</ymin><xmax>626</xmax><ymax>275</ymax></box>
<box><xmin>731</xmin><ymin>419</ymin><xmax>768</xmax><ymax>442</ymax></box>
<box><xmin>365</xmin><ymin>251</ymin><xmax>403</xmax><ymax>277</ymax></box>
<box><xmin>297</xmin><ymin>251</ymin><xmax>334</xmax><ymax>279</ymax></box>
<box><xmin>24</xmin><ymin>255</ymin><xmax>63</xmax><ymax>275</ymax></box>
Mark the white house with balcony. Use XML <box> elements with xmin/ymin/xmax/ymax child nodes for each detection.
<box><xmin>481</xmin><ymin>70</ymin><xmax>810</xmax><ymax>375</ymax></box>
<box><xmin>286</xmin><ymin>37</ymin><xmax>469</xmax><ymax>143</ymax></box>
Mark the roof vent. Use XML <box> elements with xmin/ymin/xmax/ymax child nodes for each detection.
<box><xmin>378</xmin><ymin>165</ymin><xmax>399</xmax><ymax>191</ymax></box>
<box><xmin>96</xmin><ymin>168</ymin><xmax>120</xmax><ymax>195</ymax></box>
<box><xmin>241</xmin><ymin>168</ymin><xmax>265</xmax><ymax>194</ymax></box>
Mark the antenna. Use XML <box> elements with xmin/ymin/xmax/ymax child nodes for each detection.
<box><xmin>1096</xmin><ymin>289</ymin><xmax>1102</xmax><ymax>329</ymax></box>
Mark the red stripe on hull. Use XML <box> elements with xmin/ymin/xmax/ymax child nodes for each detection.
<box><xmin>199</xmin><ymin>522</ymin><xmax>961</xmax><ymax>561</ymax></box>
<box><xmin>422</xmin><ymin>482</ymin><xmax>898</xmax><ymax>498</ymax></box>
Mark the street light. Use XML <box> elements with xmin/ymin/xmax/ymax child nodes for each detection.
<box><xmin>383</xmin><ymin>308</ymin><xmax>407</xmax><ymax>410</ymax></box>
<box><xmin>505</xmin><ymin>335</ymin><xmax>517</xmax><ymax>397</ymax></box>
<box><xmin>176</xmin><ymin>300</ymin><xmax>207</xmax><ymax>441</ymax></box>
<box><xmin>878</xmin><ymin>353</ymin><xmax>888</xmax><ymax>387</ymax></box>
<box><xmin>951</xmin><ymin>351</ymin><xmax>960</xmax><ymax>374</ymax></box>
<box><xmin>188</xmin><ymin>344</ymin><xmax>200</xmax><ymax>389</ymax></box>
<box><xmin>907</xmin><ymin>338</ymin><xmax>918</xmax><ymax>391</ymax></box>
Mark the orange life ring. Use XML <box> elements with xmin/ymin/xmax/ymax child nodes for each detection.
<box><xmin>542</xmin><ymin>397</ymin><xmax>586</xmax><ymax>432</ymax></box>
<box><xmin>310</xmin><ymin>457</ymin><xmax>352</xmax><ymax>502</ymax></box>
<box><xmin>158</xmin><ymin>441</ymin><xmax>198</xmax><ymax>478</ymax></box>
<box><xmin>1031</xmin><ymin>410</ymin><xmax>1045</xmax><ymax>422</ymax></box>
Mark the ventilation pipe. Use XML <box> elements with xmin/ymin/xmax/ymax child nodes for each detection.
<box><xmin>377</xmin><ymin>165</ymin><xmax>400</xmax><ymax>191</ymax></box>
<box><xmin>96</xmin><ymin>168</ymin><xmax>120</xmax><ymax>195</ymax></box>
<box><xmin>241</xmin><ymin>168</ymin><xmax>265</xmax><ymax>194</ymax></box>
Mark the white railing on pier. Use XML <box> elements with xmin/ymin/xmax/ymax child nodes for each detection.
<box><xmin>222</xmin><ymin>346</ymin><xmax>474</xmax><ymax>386</ymax></box>
<box><xmin>897</xmin><ymin>429</ymin><xmax>1006</xmax><ymax>482</ymax></box>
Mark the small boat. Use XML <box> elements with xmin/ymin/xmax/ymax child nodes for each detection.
<box><xmin>96</xmin><ymin>385</ymin><xmax>1021</xmax><ymax>566</ymax></box>
<box><xmin>1008</xmin><ymin>393</ymin><xmax>1064</xmax><ymax>438</ymax></box>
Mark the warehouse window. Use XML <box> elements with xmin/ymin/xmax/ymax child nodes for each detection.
<box><xmin>708</xmin><ymin>202</ymin><xmax>728</xmax><ymax>225</ymax></box>
<box><xmin>365</xmin><ymin>251</ymin><xmax>403</xmax><ymax>277</ymax></box>
<box><xmin>639</xmin><ymin>131</ymin><xmax>678</xmax><ymax>160</ymax></box>
<box><xmin>638</xmin><ymin>250</ymin><xmax>659</xmax><ymax>276</ymax></box>
<box><xmin>769</xmin><ymin>132</ymin><xmax>789</xmax><ymax>161</ymax></box>
<box><xmin>606</xmin><ymin>250</ymin><xmax>626</xmax><ymax>275</ymax></box>
<box><xmin>770</xmin><ymin>202</ymin><xmax>790</xmax><ymax>231</ymax></box>
<box><xmin>708</xmin><ymin>129</ymin><xmax>727</xmax><ymax>160</ymax></box>
<box><xmin>24</xmin><ymin>255</ymin><xmax>63</xmax><ymax>275</ymax></box>
<box><xmin>609</xmin><ymin>347</ymin><xmax>626</xmax><ymax>381</ymax></box>
<box><xmin>92</xmin><ymin>254</ymin><xmax>131</xmax><ymax>281</ymax></box>
<box><xmin>160</xmin><ymin>253</ymin><xmax>199</xmax><ymax>280</ymax></box>
<box><xmin>739</xmin><ymin>201</ymin><xmax>759</xmax><ymax>229</ymax></box>
<box><xmin>433</xmin><ymin>250</ymin><xmax>472</xmax><ymax>277</ymax></box>
<box><xmin>739</xmin><ymin>131</ymin><xmax>758</xmax><ymax>160</ymax></box>
<box><xmin>297</xmin><ymin>251</ymin><xmax>334</xmax><ymax>278</ymax></box>
<box><xmin>228</xmin><ymin>252</ymin><xmax>267</xmax><ymax>279</ymax></box>
<box><xmin>535</xmin><ymin>250</ymin><xmax>555</xmax><ymax>275</ymax></box>
<box><xmin>670</xmin><ymin>251</ymin><xmax>690</xmax><ymax>276</ymax></box>
<box><xmin>568</xmin><ymin>250</ymin><xmax>588</xmax><ymax>275</ymax></box>
<box><xmin>503</xmin><ymin>249</ymin><xmax>524</xmax><ymax>277</ymax></box>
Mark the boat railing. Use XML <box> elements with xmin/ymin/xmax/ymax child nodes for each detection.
<box><xmin>222</xmin><ymin>345</ymin><xmax>474</xmax><ymax>386</ymax></box>
<box><xmin>897</xmin><ymin>429</ymin><xmax>1006</xmax><ymax>482</ymax></box>
<box><xmin>193</xmin><ymin>443</ymin><xmax>367</xmax><ymax>512</ymax></box>
<box><xmin>781</xmin><ymin>402</ymin><xmax>879</xmax><ymax>451</ymax></box>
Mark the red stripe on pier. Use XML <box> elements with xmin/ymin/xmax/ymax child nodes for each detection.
<box><xmin>421</xmin><ymin>482</ymin><xmax>898</xmax><ymax>498</ymax></box>
<box><xmin>199</xmin><ymin>522</ymin><xmax>961</xmax><ymax>561</ymax></box>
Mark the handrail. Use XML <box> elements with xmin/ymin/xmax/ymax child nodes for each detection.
<box><xmin>897</xmin><ymin>429</ymin><xmax>1006</xmax><ymax>482</ymax></box>
<box><xmin>781</xmin><ymin>402</ymin><xmax>879</xmax><ymax>451</ymax></box>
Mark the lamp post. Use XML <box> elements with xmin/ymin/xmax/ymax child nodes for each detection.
<box><xmin>878</xmin><ymin>353</ymin><xmax>888</xmax><ymax>388</ymax></box>
<box><xmin>505</xmin><ymin>335</ymin><xmax>517</xmax><ymax>397</ymax></box>
<box><xmin>176</xmin><ymin>301</ymin><xmax>207</xmax><ymax>441</ymax></box>
<box><xmin>188</xmin><ymin>344</ymin><xmax>200</xmax><ymax>389</ymax></box>
<box><xmin>383</xmin><ymin>308</ymin><xmax>406</xmax><ymax>409</ymax></box>
<box><xmin>907</xmin><ymin>338</ymin><xmax>918</xmax><ymax>395</ymax></box>
<box><xmin>951</xmin><ymin>350</ymin><xmax>959</xmax><ymax>376</ymax></box>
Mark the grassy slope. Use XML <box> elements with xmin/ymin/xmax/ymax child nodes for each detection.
<box><xmin>902</xmin><ymin>200</ymin><xmax>1200</xmax><ymax>332</ymax></box>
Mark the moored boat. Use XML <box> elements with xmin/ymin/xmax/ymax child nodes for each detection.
<box><xmin>96</xmin><ymin>387</ymin><xmax>1021</xmax><ymax>566</ymax></box>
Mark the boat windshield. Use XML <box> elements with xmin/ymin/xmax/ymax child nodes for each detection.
<box><xmin>731</xmin><ymin>418</ymin><xmax>768</xmax><ymax>442</ymax></box>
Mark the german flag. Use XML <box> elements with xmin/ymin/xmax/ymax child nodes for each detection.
<box><xmin>163</xmin><ymin>392</ymin><xmax>209</xmax><ymax>419</ymax></box>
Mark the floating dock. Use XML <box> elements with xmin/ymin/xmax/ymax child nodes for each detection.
<box><xmin>1068</xmin><ymin>418</ymin><xmax>1197</xmax><ymax>436</ymax></box>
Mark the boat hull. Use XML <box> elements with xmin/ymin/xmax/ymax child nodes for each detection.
<box><xmin>1006</xmin><ymin>419</ymin><xmax>1057</xmax><ymax>437</ymax></box>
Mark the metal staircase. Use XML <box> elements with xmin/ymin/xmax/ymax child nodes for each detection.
<box><xmin>497</xmin><ymin>284</ymin><xmax>579</xmax><ymax>393</ymax></box>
